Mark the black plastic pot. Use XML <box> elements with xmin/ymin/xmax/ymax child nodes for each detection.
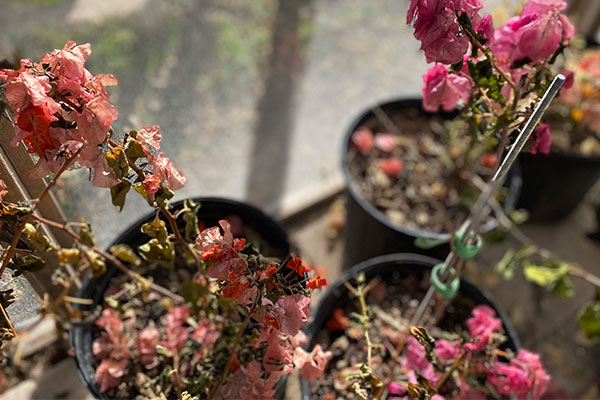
<box><xmin>516</xmin><ymin>151</ymin><xmax>600</xmax><ymax>221</ymax></box>
<box><xmin>70</xmin><ymin>197</ymin><xmax>291</xmax><ymax>399</ymax></box>
<box><xmin>299</xmin><ymin>253</ymin><xmax>520</xmax><ymax>399</ymax></box>
<box><xmin>342</xmin><ymin>98</ymin><xmax>522</xmax><ymax>268</ymax></box>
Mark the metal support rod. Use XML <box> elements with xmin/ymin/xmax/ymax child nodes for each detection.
<box><xmin>410</xmin><ymin>74</ymin><xmax>566</xmax><ymax>327</ymax></box>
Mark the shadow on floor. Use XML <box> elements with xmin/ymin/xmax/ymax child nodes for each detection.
<box><xmin>245</xmin><ymin>0</ymin><xmax>314</xmax><ymax>214</ymax></box>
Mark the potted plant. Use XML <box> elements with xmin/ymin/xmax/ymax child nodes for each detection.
<box><xmin>0</xmin><ymin>41</ymin><xmax>329</xmax><ymax>398</ymax></box>
<box><xmin>517</xmin><ymin>42</ymin><xmax>600</xmax><ymax>220</ymax></box>
<box><xmin>296</xmin><ymin>0</ymin><xmax>579</xmax><ymax>398</ymax></box>
<box><xmin>299</xmin><ymin>254</ymin><xmax>551</xmax><ymax>400</ymax></box>
<box><xmin>342</xmin><ymin>99</ymin><xmax>522</xmax><ymax>266</ymax></box>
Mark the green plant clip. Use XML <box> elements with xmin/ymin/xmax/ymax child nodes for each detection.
<box><xmin>454</xmin><ymin>231</ymin><xmax>483</xmax><ymax>259</ymax></box>
<box><xmin>431</xmin><ymin>264</ymin><xmax>460</xmax><ymax>299</ymax></box>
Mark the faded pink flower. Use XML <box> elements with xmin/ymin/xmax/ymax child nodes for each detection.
<box><xmin>454</xmin><ymin>380</ymin><xmax>487</xmax><ymax>400</ymax></box>
<box><xmin>476</xmin><ymin>14</ymin><xmax>494</xmax><ymax>41</ymax></box>
<box><xmin>466</xmin><ymin>305</ymin><xmax>502</xmax><ymax>350</ymax></box>
<box><xmin>491</xmin><ymin>0</ymin><xmax>574</xmax><ymax>65</ymax></box>
<box><xmin>270</xmin><ymin>294</ymin><xmax>311</xmax><ymax>336</ymax></box>
<box><xmin>94</xmin><ymin>308</ymin><xmax>129</xmax><ymax>360</ymax></box>
<box><xmin>0</xmin><ymin>180</ymin><xmax>7</xmax><ymax>203</ymax></box>
<box><xmin>422</xmin><ymin>64</ymin><xmax>473</xmax><ymax>112</ymax></box>
<box><xmin>263</xmin><ymin>331</ymin><xmax>294</xmax><ymax>375</ymax></box>
<box><xmin>581</xmin><ymin>50</ymin><xmax>600</xmax><ymax>82</ymax></box>
<box><xmin>143</xmin><ymin>175</ymin><xmax>161</xmax><ymax>202</ymax></box>
<box><xmin>290</xmin><ymin>330</ymin><xmax>308</xmax><ymax>348</ymax></box>
<box><xmin>92</xmin><ymin>336</ymin><xmax>114</xmax><ymax>360</ymax></box>
<box><xmin>379</xmin><ymin>158</ymin><xmax>404</xmax><ymax>179</ymax></box>
<box><xmin>240</xmin><ymin>361</ymin><xmax>277</xmax><ymax>399</ymax></box>
<box><xmin>0</xmin><ymin>41</ymin><xmax>120</xmax><ymax>187</ymax></box>
<box><xmin>293</xmin><ymin>344</ymin><xmax>333</xmax><ymax>381</ymax></box>
<box><xmin>407</xmin><ymin>0</ymin><xmax>487</xmax><ymax>64</ymax></box>
<box><xmin>161</xmin><ymin>306</ymin><xmax>190</xmax><ymax>352</ymax></box>
<box><xmin>96</xmin><ymin>358</ymin><xmax>127</xmax><ymax>393</ymax></box>
<box><xmin>136</xmin><ymin>125</ymin><xmax>162</xmax><ymax>154</ymax></box>
<box><xmin>434</xmin><ymin>339</ymin><xmax>462</xmax><ymax>361</ymax></box>
<box><xmin>221</xmin><ymin>361</ymin><xmax>277</xmax><ymax>400</ymax></box>
<box><xmin>529</xmin><ymin>123</ymin><xmax>552</xmax><ymax>154</ymax></box>
<box><xmin>351</xmin><ymin>127</ymin><xmax>374</xmax><ymax>154</ymax></box>
<box><xmin>388</xmin><ymin>381</ymin><xmax>406</xmax><ymax>396</ymax></box>
<box><xmin>515</xmin><ymin>350</ymin><xmax>551</xmax><ymax>399</ymax></box>
<box><xmin>196</xmin><ymin>219</ymin><xmax>247</xmax><ymax>280</ymax></box>
<box><xmin>148</xmin><ymin>152</ymin><xmax>186</xmax><ymax>191</ymax></box>
<box><xmin>405</xmin><ymin>336</ymin><xmax>432</xmax><ymax>373</ymax></box>
<box><xmin>136</xmin><ymin>327</ymin><xmax>159</xmax><ymax>369</ymax></box>
<box><xmin>192</xmin><ymin>320</ymin><xmax>220</xmax><ymax>355</ymax></box>
<box><xmin>374</xmin><ymin>132</ymin><xmax>397</xmax><ymax>152</ymax></box>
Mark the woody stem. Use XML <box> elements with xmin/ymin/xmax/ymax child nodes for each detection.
<box><xmin>0</xmin><ymin>147</ymin><xmax>83</xmax><ymax>278</ymax></box>
<box><xmin>31</xmin><ymin>214</ymin><xmax>184</xmax><ymax>303</ymax></box>
<box><xmin>208</xmin><ymin>291</ymin><xmax>260</xmax><ymax>399</ymax></box>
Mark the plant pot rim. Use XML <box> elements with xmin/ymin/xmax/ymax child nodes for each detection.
<box><xmin>69</xmin><ymin>196</ymin><xmax>291</xmax><ymax>399</ymax></box>
<box><xmin>523</xmin><ymin>149</ymin><xmax>600</xmax><ymax>163</ymax></box>
<box><xmin>306</xmin><ymin>252</ymin><xmax>520</xmax><ymax>347</ymax></box>
<box><xmin>341</xmin><ymin>97</ymin><xmax>522</xmax><ymax>241</ymax></box>
<box><xmin>300</xmin><ymin>252</ymin><xmax>521</xmax><ymax>399</ymax></box>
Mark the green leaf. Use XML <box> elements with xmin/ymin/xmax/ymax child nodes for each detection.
<box><xmin>109</xmin><ymin>244</ymin><xmax>141</xmax><ymax>267</ymax></box>
<box><xmin>10</xmin><ymin>253</ymin><xmax>45</xmax><ymax>273</ymax></box>
<box><xmin>155</xmin><ymin>187</ymin><xmax>174</xmax><ymax>208</ymax></box>
<box><xmin>79</xmin><ymin>219</ymin><xmax>96</xmax><ymax>247</ymax></box>
<box><xmin>85</xmin><ymin>250</ymin><xmax>106</xmax><ymax>277</ymax></box>
<box><xmin>138</xmin><ymin>239</ymin><xmax>174</xmax><ymax>269</ymax></box>
<box><xmin>495</xmin><ymin>246</ymin><xmax>535</xmax><ymax>280</ymax></box>
<box><xmin>182</xmin><ymin>199</ymin><xmax>200</xmax><ymax>242</ymax></box>
<box><xmin>23</xmin><ymin>223</ymin><xmax>57</xmax><ymax>253</ymax></box>
<box><xmin>508</xmin><ymin>209</ymin><xmax>530</xmax><ymax>225</ymax></box>
<box><xmin>523</xmin><ymin>261</ymin><xmax>571</xmax><ymax>287</ymax></box>
<box><xmin>124</xmin><ymin>134</ymin><xmax>145</xmax><ymax>162</ymax></box>
<box><xmin>551</xmin><ymin>276</ymin><xmax>575</xmax><ymax>298</ymax></box>
<box><xmin>110</xmin><ymin>180</ymin><xmax>131</xmax><ymax>211</ymax></box>
<box><xmin>181</xmin><ymin>280</ymin><xmax>206</xmax><ymax>306</ymax></box>
<box><xmin>414</xmin><ymin>236</ymin><xmax>449</xmax><ymax>249</ymax></box>
<box><xmin>578</xmin><ymin>301</ymin><xmax>600</xmax><ymax>341</ymax></box>
<box><xmin>133</xmin><ymin>183</ymin><xmax>150</xmax><ymax>204</ymax></box>
<box><xmin>105</xmin><ymin>146</ymin><xmax>129</xmax><ymax>179</ymax></box>
<box><xmin>141</xmin><ymin>215</ymin><xmax>169</xmax><ymax>245</ymax></box>
<box><xmin>495</xmin><ymin>249</ymin><xmax>517</xmax><ymax>280</ymax></box>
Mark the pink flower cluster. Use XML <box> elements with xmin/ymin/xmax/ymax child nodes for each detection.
<box><xmin>529</xmin><ymin>123</ymin><xmax>552</xmax><ymax>154</ymax></box>
<box><xmin>194</xmin><ymin>220</ymin><xmax>331</xmax><ymax>398</ymax></box>
<box><xmin>422</xmin><ymin>64</ymin><xmax>473</xmax><ymax>112</ymax></box>
<box><xmin>92</xmin><ymin>308</ymin><xmax>130</xmax><ymax>393</ymax></box>
<box><xmin>0</xmin><ymin>41</ymin><xmax>119</xmax><ymax>187</ymax></box>
<box><xmin>492</xmin><ymin>0</ymin><xmax>574</xmax><ymax>68</ymax></box>
<box><xmin>92</xmin><ymin>220</ymin><xmax>331</xmax><ymax>396</ymax></box>
<box><xmin>93</xmin><ymin>305</ymin><xmax>222</xmax><ymax>394</ymax></box>
<box><xmin>392</xmin><ymin>305</ymin><xmax>550</xmax><ymax>400</ymax></box>
<box><xmin>134</xmin><ymin>125</ymin><xmax>186</xmax><ymax>200</ymax></box>
<box><xmin>407</xmin><ymin>0</ymin><xmax>491</xmax><ymax>65</ymax></box>
<box><xmin>411</xmin><ymin>0</ymin><xmax>573</xmax><ymax>114</ymax></box>
<box><xmin>488</xmin><ymin>350</ymin><xmax>551</xmax><ymax>399</ymax></box>
<box><xmin>0</xmin><ymin>180</ymin><xmax>6</xmax><ymax>204</ymax></box>
<box><xmin>465</xmin><ymin>304</ymin><xmax>503</xmax><ymax>350</ymax></box>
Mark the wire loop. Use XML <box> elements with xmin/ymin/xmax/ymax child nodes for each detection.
<box><xmin>431</xmin><ymin>263</ymin><xmax>460</xmax><ymax>299</ymax></box>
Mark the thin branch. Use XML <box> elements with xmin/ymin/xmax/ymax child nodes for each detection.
<box><xmin>208</xmin><ymin>291</ymin><xmax>260</xmax><ymax>399</ymax></box>
<box><xmin>0</xmin><ymin>302</ymin><xmax>16</xmax><ymax>337</ymax></box>
<box><xmin>107</xmin><ymin>138</ymin><xmax>201</xmax><ymax>266</ymax></box>
<box><xmin>0</xmin><ymin>146</ymin><xmax>83</xmax><ymax>278</ymax></box>
<box><xmin>31</xmin><ymin>214</ymin><xmax>184</xmax><ymax>303</ymax></box>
